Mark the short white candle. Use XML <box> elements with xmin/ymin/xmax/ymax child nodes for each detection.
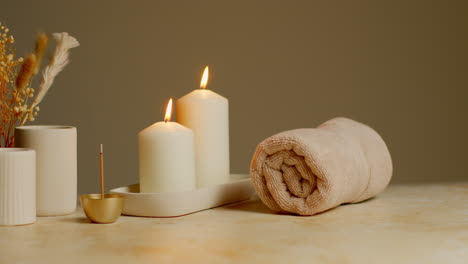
<box><xmin>138</xmin><ymin>99</ymin><xmax>196</xmax><ymax>193</ymax></box>
<box><xmin>176</xmin><ymin>66</ymin><xmax>230</xmax><ymax>187</ymax></box>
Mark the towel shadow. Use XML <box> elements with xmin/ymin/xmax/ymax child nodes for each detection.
<box><xmin>341</xmin><ymin>196</ymin><xmax>376</xmax><ymax>206</ymax></box>
<box><xmin>222</xmin><ymin>196</ymin><xmax>378</xmax><ymax>216</ymax></box>
<box><xmin>220</xmin><ymin>197</ymin><xmax>276</xmax><ymax>215</ymax></box>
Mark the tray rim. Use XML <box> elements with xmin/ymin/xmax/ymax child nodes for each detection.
<box><xmin>109</xmin><ymin>173</ymin><xmax>251</xmax><ymax>196</ymax></box>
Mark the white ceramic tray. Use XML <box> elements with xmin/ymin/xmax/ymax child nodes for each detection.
<box><xmin>110</xmin><ymin>174</ymin><xmax>254</xmax><ymax>217</ymax></box>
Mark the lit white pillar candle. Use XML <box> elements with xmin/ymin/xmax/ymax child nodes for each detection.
<box><xmin>138</xmin><ymin>99</ymin><xmax>196</xmax><ymax>193</ymax></box>
<box><xmin>176</xmin><ymin>66</ymin><xmax>230</xmax><ymax>187</ymax></box>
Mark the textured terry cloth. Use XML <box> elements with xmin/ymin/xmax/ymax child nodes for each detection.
<box><xmin>250</xmin><ymin>117</ymin><xmax>392</xmax><ymax>216</ymax></box>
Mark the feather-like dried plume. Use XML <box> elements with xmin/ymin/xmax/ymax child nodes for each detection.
<box><xmin>33</xmin><ymin>32</ymin><xmax>79</xmax><ymax>108</ymax></box>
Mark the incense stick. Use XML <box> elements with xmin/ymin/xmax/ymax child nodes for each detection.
<box><xmin>100</xmin><ymin>144</ymin><xmax>104</xmax><ymax>199</ymax></box>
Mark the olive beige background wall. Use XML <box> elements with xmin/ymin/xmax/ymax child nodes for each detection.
<box><xmin>3</xmin><ymin>0</ymin><xmax>467</xmax><ymax>194</ymax></box>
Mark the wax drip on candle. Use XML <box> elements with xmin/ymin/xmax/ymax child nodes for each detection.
<box><xmin>200</xmin><ymin>66</ymin><xmax>209</xmax><ymax>89</ymax></box>
<box><xmin>164</xmin><ymin>98</ymin><xmax>173</xmax><ymax>123</ymax></box>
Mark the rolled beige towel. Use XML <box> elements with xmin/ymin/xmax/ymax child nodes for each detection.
<box><xmin>250</xmin><ymin>117</ymin><xmax>392</xmax><ymax>215</ymax></box>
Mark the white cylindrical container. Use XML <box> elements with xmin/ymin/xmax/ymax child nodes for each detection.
<box><xmin>138</xmin><ymin>121</ymin><xmax>196</xmax><ymax>193</ymax></box>
<box><xmin>15</xmin><ymin>126</ymin><xmax>77</xmax><ymax>216</ymax></box>
<box><xmin>0</xmin><ymin>148</ymin><xmax>36</xmax><ymax>226</ymax></box>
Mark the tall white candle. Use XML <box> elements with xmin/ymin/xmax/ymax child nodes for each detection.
<box><xmin>176</xmin><ymin>66</ymin><xmax>230</xmax><ymax>187</ymax></box>
<box><xmin>138</xmin><ymin>99</ymin><xmax>196</xmax><ymax>193</ymax></box>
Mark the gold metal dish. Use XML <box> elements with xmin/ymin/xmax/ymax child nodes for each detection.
<box><xmin>80</xmin><ymin>194</ymin><xmax>124</xmax><ymax>224</ymax></box>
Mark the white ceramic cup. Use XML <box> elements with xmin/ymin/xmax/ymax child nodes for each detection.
<box><xmin>0</xmin><ymin>148</ymin><xmax>36</xmax><ymax>226</ymax></box>
<box><xmin>15</xmin><ymin>126</ymin><xmax>77</xmax><ymax>216</ymax></box>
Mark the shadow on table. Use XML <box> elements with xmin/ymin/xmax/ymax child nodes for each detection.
<box><xmin>220</xmin><ymin>197</ymin><xmax>274</xmax><ymax>215</ymax></box>
<box><xmin>221</xmin><ymin>196</ymin><xmax>378</xmax><ymax>217</ymax></box>
<box><xmin>60</xmin><ymin>217</ymin><xmax>91</xmax><ymax>224</ymax></box>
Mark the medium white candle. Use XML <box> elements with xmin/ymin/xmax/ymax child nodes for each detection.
<box><xmin>176</xmin><ymin>66</ymin><xmax>230</xmax><ymax>187</ymax></box>
<box><xmin>138</xmin><ymin>99</ymin><xmax>196</xmax><ymax>193</ymax></box>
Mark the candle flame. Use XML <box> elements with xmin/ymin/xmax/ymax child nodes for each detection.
<box><xmin>164</xmin><ymin>98</ymin><xmax>173</xmax><ymax>122</ymax></box>
<box><xmin>200</xmin><ymin>66</ymin><xmax>209</xmax><ymax>89</ymax></box>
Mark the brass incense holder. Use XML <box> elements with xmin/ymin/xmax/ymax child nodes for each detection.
<box><xmin>81</xmin><ymin>194</ymin><xmax>124</xmax><ymax>223</ymax></box>
<box><xmin>81</xmin><ymin>144</ymin><xmax>124</xmax><ymax>224</ymax></box>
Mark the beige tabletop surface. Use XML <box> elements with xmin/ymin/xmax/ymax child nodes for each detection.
<box><xmin>1</xmin><ymin>182</ymin><xmax>467</xmax><ymax>264</ymax></box>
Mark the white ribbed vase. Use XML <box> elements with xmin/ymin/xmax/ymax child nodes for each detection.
<box><xmin>0</xmin><ymin>148</ymin><xmax>36</xmax><ymax>226</ymax></box>
<box><xmin>15</xmin><ymin>126</ymin><xmax>77</xmax><ymax>216</ymax></box>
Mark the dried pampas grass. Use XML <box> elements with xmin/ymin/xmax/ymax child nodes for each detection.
<box><xmin>15</xmin><ymin>54</ymin><xmax>36</xmax><ymax>91</ymax></box>
<box><xmin>33</xmin><ymin>32</ymin><xmax>79</xmax><ymax>108</ymax></box>
<box><xmin>0</xmin><ymin>26</ymin><xmax>79</xmax><ymax>146</ymax></box>
<box><xmin>33</xmin><ymin>33</ymin><xmax>48</xmax><ymax>74</ymax></box>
